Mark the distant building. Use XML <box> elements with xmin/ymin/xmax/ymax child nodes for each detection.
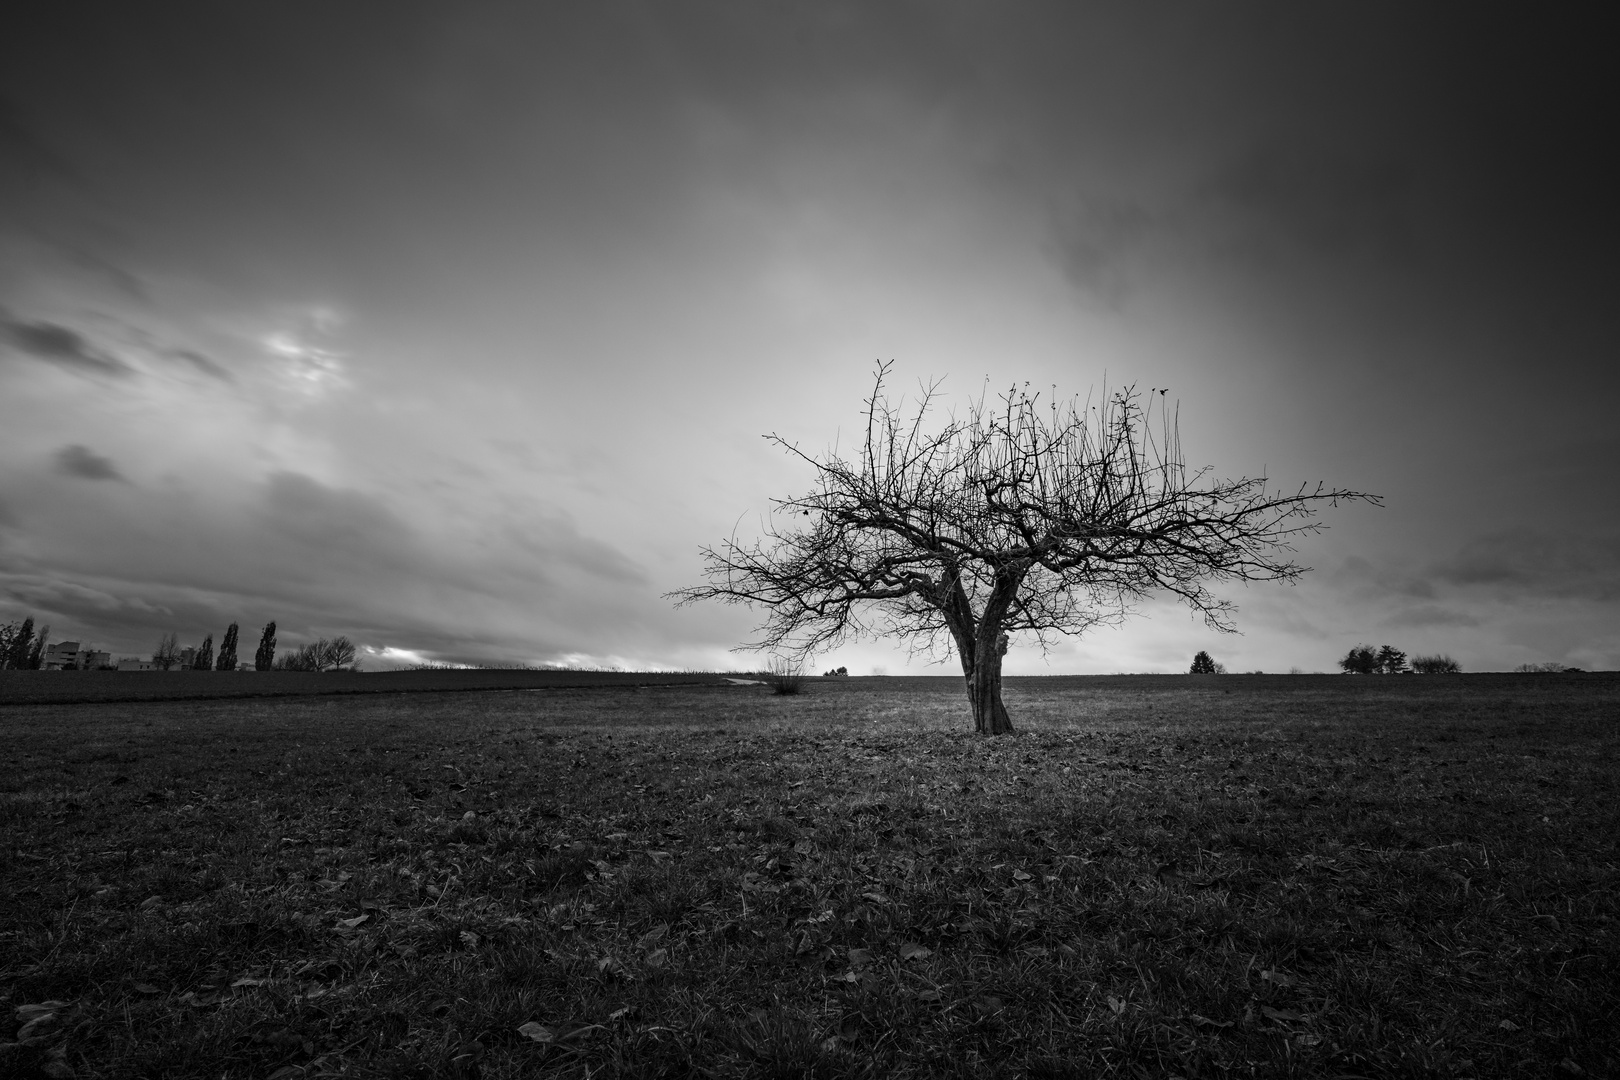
<box><xmin>43</xmin><ymin>642</ymin><xmax>112</xmax><ymax>669</ymax></box>
<box><xmin>179</xmin><ymin>646</ymin><xmax>197</xmax><ymax>669</ymax></box>
<box><xmin>117</xmin><ymin>658</ymin><xmax>158</xmax><ymax>671</ymax></box>
<box><xmin>43</xmin><ymin>641</ymin><xmax>82</xmax><ymax>670</ymax></box>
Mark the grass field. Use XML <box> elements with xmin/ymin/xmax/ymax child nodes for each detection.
<box><xmin>2</xmin><ymin>675</ymin><xmax>1617</xmax><ymax>1078</ymax></box>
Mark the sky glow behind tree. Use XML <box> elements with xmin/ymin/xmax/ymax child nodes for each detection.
<box><xmin>2</xmin><ymin>3</ymin><xmax>1616</xmax><ymax>673</ymax></box>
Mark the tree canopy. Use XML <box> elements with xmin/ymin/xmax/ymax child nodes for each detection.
<box><xmin>673</xmin><ymin>365</ymin><xmax>1375</xmax><ymax>733</ymax></box>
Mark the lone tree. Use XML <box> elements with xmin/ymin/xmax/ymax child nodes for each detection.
<box><xmin>320</xmin><ymin>635</ymin><xmax>357</xmax><ymax>672</ymax></box>
<box><xmin>254</xmin><ymin>622</ymin><xmax>277</xmax><ymax>672</ymax></box>
<box><xmin>193</xmin><ymin>634</ymin><xmax>215</xmax><ymax>671</ymax></box>
<box><xmin>672</xmin><ymin>365</ymin><xmax>1374</xmax><ymax>733</ymax></box>
<box><xmin>216</xmin><ymin>623</ymin><xmax>240</xmax><ymax>671</ymax></box>
<box><xmin>152</xmin><ymin>632</ymin><xmax>182</xmax><ymax>671</ymax></box>
<box><xmin>1190</xmin><ymin>650</ymin><xmax>1218</xmax><ymax>674</ymax></box>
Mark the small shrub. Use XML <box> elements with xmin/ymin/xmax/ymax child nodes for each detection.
<box><xmin>1412</xmin><ymin>654</ymin><xmax>1461</xmax><ymax>674</ymax></box>
<box><xmin>766</xmin><ymin>658</ymin><xmax>804</xmax><ymax>695</ymax></box>
<box><xmin>1516</xmin><ymin>662</ymin><xmax>1567</xmax><ymax>673</ymax></box>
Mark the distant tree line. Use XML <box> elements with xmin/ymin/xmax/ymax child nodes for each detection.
<box><xmin>1337</xmin><ymin>644</ymin><xmax>1460</xmax><ymax>674</ymax></box>
<box><xmin>153</xmin><ymin>621</ymin><xmax>358</xmax><ymax>672</ymax></box>
<box><xmin>0</xmin><ymin>616</ymin><xmax>357</xmax><ymax>673</ymax></box>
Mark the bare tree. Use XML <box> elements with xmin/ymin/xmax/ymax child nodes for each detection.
<box><xmin>152</xmin><ymin>631</ymin><xmax>182</xmax><ymax>671</ymax></box>
<box><xmin>672</xmin><ymin>365</ymin><xmax>1375</xmax><ymax>734</ymax></box>
<box><xmin>320</xmin><ymin>636</ymin><xmax>357</xmax><ymax>671</ymax></box>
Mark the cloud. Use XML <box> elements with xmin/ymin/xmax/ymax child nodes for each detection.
<box><xmin>1434</xmin><ymin>529</ymin><xmax>1620</xmax><ymax>603</ymax></box>
<box><xmin>1047</xmin><ymin>198</ymin><xmax>1154</xmax><ymax>307</ymax></box>
<box><xmin>169</xmin><ymin>347</ymin><xmax>234</xmax><ymax>381</ymax></box>
<box><xmin>0</xmin><ymin>95</ymin><xmax>76</xmax><ymax>183</ymax></box>
<box><xmin>0</xmin><ymin>465</ymin><xmax>658</xmax><ymax>665</ymax></box>
<box><xmin>1203</xmin><ymin>139</ymin><xmax>1415</xmax><ymax>265</ymax></box>
<box><xmin>53</xmin><ymin>444</ymin><xmax>128</xmax><ymax>483</ymax></box>
<box><xmin>0</xmin><ymin>317</ymin><xmax>132</xmax><ymax>376</ymax></box>
<box><xmin>1382</xmin><ymin>603</ymin><xmax>1484</xmax><ymax>629</ymax></box>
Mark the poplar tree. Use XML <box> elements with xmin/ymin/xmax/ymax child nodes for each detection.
<box><xmin>216</xmin><ymin>623</ymin><xmax>239</xmax><ymax>670</ymax></box>
<box><xmin>254</xmin><ymin>622</ymin><xmax>277</xmax><ymax>671</ymax></box>
<box><xmin>194</xmin><ymin>634</ymin><xmax>215</xmax><ymax>670</ymax></box>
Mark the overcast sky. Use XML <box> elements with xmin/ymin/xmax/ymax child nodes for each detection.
<box><xmin>2</xmin><ymin>3</ymin><xmax>1616</xmax><ymax>674</ymax></box>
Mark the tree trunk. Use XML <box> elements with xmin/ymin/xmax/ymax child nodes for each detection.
<box><xmin>961</xmin><ymin>631</ymin><xmax>1014</xmax><ymax>735</ymax></box>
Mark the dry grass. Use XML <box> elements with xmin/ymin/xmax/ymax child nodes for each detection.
<box><xmin>1</xmin><ymin>674</ymin><xmax>1617</xmax><ymax>1078</ymax></box>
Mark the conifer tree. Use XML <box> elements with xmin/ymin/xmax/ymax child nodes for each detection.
<box><xmin>1190</xmin><ymin>650</ymin><xmax>1217</xmax><ymax>674</ymax></box>
<box><xmin>194</xmin><ymin>634</ymin><xmax>214</xmax><ymax>670</ymax></box>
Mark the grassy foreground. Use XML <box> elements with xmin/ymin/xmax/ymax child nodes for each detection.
<box><xmin>1</xmin><ymin>675</ymin><xmax>1617</xmax><ymax>1078</ymax></box>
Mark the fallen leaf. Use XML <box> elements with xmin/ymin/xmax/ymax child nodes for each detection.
<box><xmin>338</xmin><ymin>915</ymin><xmax>370</xmax><ymax>929</ymax></box>
<box><xmin>1107</xmin><ymin>995</ymin><xmax>1127</xmax><ymax>1016</ymax></box>
<box><xmin>1261</xmin><ymin>1005</ymin><xmax>1307</xmax><ymax>1023</ymax></box>
<box><xmin>643</xmin><ymin>948</ymin><xmax>668</xmax><ymax>968</ymax></box>
<box><xmin>459</xmin><ymin>930</ymin><xmax>481</xmax><ymax>948</ymax></box>
<box><xmin>16</xmin><ymin>1001</ymin><xmax>69</xmax><ymax>1022</ymax></box>
<box><xmin>861</xmin><ymin>891</ymin><xmax>890</xmax><ymax>903</ymax></box>
<box><xmin>1011</xmin><ymin>868</ymin><xmax>1033</xmax><ymax>882</ymax></box>
<box><xmin>1499</xmin><ymin>1019</ymin><xmax>1521</xmax><ymax>1031</ymax></box>
<box><xmin>898</xmin><ymin>942</ymin><xmax>932</xmax><ymax>960</ymax></box>
<box><xmin>517</xmin><ymin>1021</ymin><xmax>555</xmax><ymax>1043</ymax></box>
<box><xmin>132</xmin><ymin>983</ymin><xmax>161</xmax><ymax>995</ymax></box>
<box><xmin>1190</xmin><ymin>1013</ymin><xmax>1233</xmax><ymax>1028</ymax></box>
<box><xmin>847</xmin><ymin>947</ymin><xmax>873</xmax><ymax>969</ymax></box>
<box><xmin>1260</xmin><ymin>969</ymin><xmax>1296</xmax><ymax>988</ymax></box>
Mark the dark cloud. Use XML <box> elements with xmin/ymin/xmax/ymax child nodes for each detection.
<box><xmin>1435</xmin><ymin>529</ymin><xmax>1620</xmax><ymax>603</ymax></box>
<box><xmin>0</xmin><ymin>317</ymin><xmax>131</xmax><ymax>376</ymax></box>
<box><xmin>63</xmin><ymin>247</ymin><xmax>150</xmax><ymax>303</ymax></box>
<box><xmin>0</xmin><ymin>94</ymin><xmax>76</xmax><ymax>183</ymax></box>
<box><xmin>1383</xmin><ymin>604</ymin><xmax>1484</xmax><ymax>630</ymax></box>
<box><xmin>1330</xmin><ymin>556</ymin><xmax>1438</xmax><ymax>603</ymax></box>
<box><xmin>53</xmin><ymin>445</ymin><xmax>128</xmax><ymax>483</ymax></box>
<box><xmin>1048</xmin><ymin>198</ymin><xmax>1153</xmax><ymax>307</ymax></box>
<box><xmin>1204</xmin><ymin>139</ymin><xmax>1415</xmax><ymax>265</ymax></box>
<box><xmin>169</xmin><ymin>348</ymin><xmax>234</xmax><ymax>381</ymax></box>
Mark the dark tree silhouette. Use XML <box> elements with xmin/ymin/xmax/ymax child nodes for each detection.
<box><xmin>320</xmin><ymin>636</ymin><xmax>357</xmax><ymax>671</ymax></box>
<box><xmin>254</xmin><ymin>622</ymin><xmax>277</xmax><ymax>672</ymax></box>
<box><xmin>152</xmin><ymin>632</ymin><xmax>182</xmax><ymax>671</ymax></box>
<box><xmin>193</xmin><ymin>634</ymin><xmax>214</xmax><ymax>671</ymax></box>
<box><xmin>1338</xmin><ymin>644</ymin><xmax>1378</xmax><ymax>674</ymax></box>
<box><xmin>1190</xmin><ymin>650</ymin><xmax>1218</xmax><ymax>674</ymax></box>
<box><xmin>673</xmin><ymin>365</ymin><xmax>1374</xmax><ymax>734</ymax></box>
<box><xmin>1411</xmin><ymin>654</ymin><xmax>1460</xmax><ymax>674</ymax></box>
<box><xmin>1</xmin><ymin>617</ymin><xmax>35</xmax><ymax>670</ymax></box>
<box><xmin>1376</xmin><ymin>644</ymin><xmax>1407</xmax><ymax>674</ymax></box>
<box><xmin>216</xmin><ymin>623</ymin><xmax>240</xmax><ymax>671</ymax></box>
